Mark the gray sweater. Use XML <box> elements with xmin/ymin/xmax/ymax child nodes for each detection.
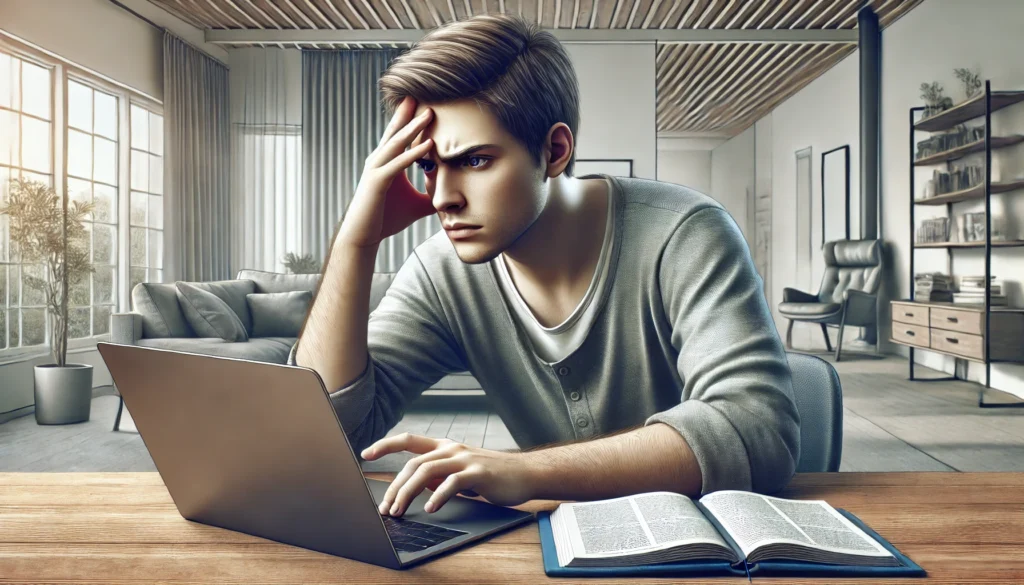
<box><xmin>291</xmin><ymin>175</ymin><xmax>800</xmax><ymax>496</ymax></box>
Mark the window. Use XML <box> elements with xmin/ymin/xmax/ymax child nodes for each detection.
<box><xmin>129</xmin><ymin>105</ymin><xmax>163</xmax><ymax>295</ymax></box>
<box><xmin>0</xmin><ymin>40</ymin><xmax>163</xmax><ymax>355</ymax></box>
<box><xmin>67</xmin><ymin>79</ymin><xmax>118</xmax><ymax>339</ymax></box>
<box><xmin>237</xmin><ymin>127</ymin><xmax>301</xmax><ymax>273</ymax></box>
<box><xmin>0</xmin><ymin>50</ymin><xmax>53</xmax><ymax>350</ymax></box>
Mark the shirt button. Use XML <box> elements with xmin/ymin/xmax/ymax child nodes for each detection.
<box><xmin>558</xmin><ymin>366</ymin><xmax>571</xmax><ymax>376</ymax></box>
<box><xmin>569</xmin><ymin>391</ymin><xmax>581</xmax><ymax>401</ymax></box>
<box><xmin>576</xmin><ymin>418</ymin><xmax>588</xmax><ymax>428</ymax></box>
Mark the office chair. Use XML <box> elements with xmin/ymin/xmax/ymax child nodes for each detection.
<box><xmin>788</xmin><ymin>352</ymin><xmax>843</xmax><ymax>473</ymax></box>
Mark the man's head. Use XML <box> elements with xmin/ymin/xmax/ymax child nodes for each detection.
<box><xmin>378</xmin><ymin>14</ymin><xmax>582</xmax><ymax>264</ymax></box>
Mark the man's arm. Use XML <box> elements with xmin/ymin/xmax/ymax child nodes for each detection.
<box><xmin>523</xmin><ymin>422</ymin><xmax>703</xmax><ymax>500</ymax></box>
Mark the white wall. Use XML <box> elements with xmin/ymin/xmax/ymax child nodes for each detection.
<box><xmin>657</xmin><ymin>149</ymin><xmax>712</xmax><ymax>194</ymax></box>
<box><xmin>711</xmin><ymin>126</ymin><xmax>756</xmax><ymax>245</ymax></box>
<box><xmin>762</xmin><ymin>0</ymin><xmax>1024</xmax><ymax>398</ymax></box>
<box><xmin>566</xmin><ymin>43</ymin><xmax>657</xmax><ymax>180</ymax></box>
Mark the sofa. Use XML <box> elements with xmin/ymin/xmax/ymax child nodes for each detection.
<box><xmin>108</xmin><ymin>269</ymin><xmax>483</xmax><ymax>431</ymax></box>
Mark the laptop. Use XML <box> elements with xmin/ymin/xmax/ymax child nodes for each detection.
<box><xmin>97</xmin><ymin>342</ymin><xmax>535</xmax><ymax>570</ymax></box>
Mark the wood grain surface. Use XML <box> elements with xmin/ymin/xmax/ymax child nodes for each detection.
<box><xmin>1</xmin><ymin>472</ymin><xmax>1022</xmax><ymax>583</ymax></box>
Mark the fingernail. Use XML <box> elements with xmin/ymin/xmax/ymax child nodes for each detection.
<box><xmin>379</xmin><ymin>503</ymin><xmax>388</xmax><ymax>514</ymax></box>
<box><xmin>361</xmin><ymin>449</ymin><xmax>370</xmax><ymax>457</ymax></box>
<box><xmin>390</xmin><ymin>504</ymin><xmax>399</xmax><ymax>515</ymax></box>
<box><xmin>424</xmin><ymin>502</ymin><xmax>434</xmax><ymax>513</ymax></box>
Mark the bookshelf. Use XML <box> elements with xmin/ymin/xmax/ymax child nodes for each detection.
<box><xmin>898</xmin><ymin>80</ymin><xmax>1024</xmax><ymax>408</ymax></box>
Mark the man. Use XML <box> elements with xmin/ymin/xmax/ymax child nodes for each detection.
<box><xmin>291</xmin><ymin>13</ymin><xmax>799</xmax><ymax>519</ymax></box>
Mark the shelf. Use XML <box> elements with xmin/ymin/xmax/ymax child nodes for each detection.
<box><xmin>913</xmin><ymin>135</ymin><xmax>1024</xmax><ymax>166</ymax></box>
<box><xmin>895</xmin><ymin>300</ymin><xmax>1024</xmax><ymax>312</ymax></box>
<box><xmin>914</xmin><ymin>178</ymin><xmax>1024</xmax><ymax>205</ymax></box>
<box><xmin>914</xmin><ymin>239</ymin><xmax>1024</xmax><ymax>249</ymax></box>
<box><xmin>914</xmin><ymin>91</ymin><xmax>1024</xmax><ymax>132</ymax></box>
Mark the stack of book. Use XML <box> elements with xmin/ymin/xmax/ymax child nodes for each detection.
<box><xmin>914</xmin><ymin>272</ymin><xmax>953</xmax><ymax>302</ymax></box>
<box><xmin>954</xmin><ymin>276</ymin><xmax>1007</xmax><ymax>306</ymax></box>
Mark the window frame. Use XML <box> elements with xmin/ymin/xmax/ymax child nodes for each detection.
<box><xmin>0</xmin><ymin>35</ymin><xmax>163</xmax><ymax>363</ymax></box>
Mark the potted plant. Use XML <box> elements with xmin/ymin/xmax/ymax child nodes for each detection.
<box><xmin>0</xmin><ymin>177</ymin><xmax>95</xmax><ymax>424</ymax></box>
<box><xmin>282</xmin><ymin>251</ymin><xmax>322</xmax><ymax>274</ymax></box>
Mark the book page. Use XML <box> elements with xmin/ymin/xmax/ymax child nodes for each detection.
<box><xmin>551</xmin><ymin>491</ymin><xmax>730</xmax><ymax>563</ymax></box>
<box><xmin>700</xmin><ymin>490</ymin><xmax>892</xmax><ymax>558</ymax></box>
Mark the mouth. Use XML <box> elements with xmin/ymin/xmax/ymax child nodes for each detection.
<box><xmin>444</xmin><ymin>226</ymin><xmax>482</xmax><ymax>240</ymax></box>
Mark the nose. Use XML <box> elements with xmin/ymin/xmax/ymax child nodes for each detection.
<box><xmin>431</xmin><ymin>169</ymin><xmax>466</xmax><ymax>213</ymax></box>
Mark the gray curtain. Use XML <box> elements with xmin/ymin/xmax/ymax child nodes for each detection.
<box><xmin>301</xmin><ymin>50</ymin><xmax>440</xmax><ymax>273</ymax></box>
<box><xmin>164</xmin><ymin>32</ymin><xmax>231</xmax><ymax>282</ymax></box>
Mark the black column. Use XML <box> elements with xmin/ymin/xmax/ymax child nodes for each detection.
<box><xmin>859</xmin><ymin>6</ymin><xmax>881</xmax><ymax>344</ymax></box>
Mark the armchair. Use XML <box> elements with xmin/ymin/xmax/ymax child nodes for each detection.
<box><xmin>778</xmin><ymin>239</ymin><xmax>883</xmax><ymax>361</ymax></box>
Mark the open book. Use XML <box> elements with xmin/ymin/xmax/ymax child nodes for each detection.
<box><xmin>548</xmin><ymin>490</ymin><xmax>901</xmax><ymax>569</ymax></box>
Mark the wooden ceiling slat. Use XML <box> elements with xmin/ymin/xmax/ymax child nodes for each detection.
<box><xmin>656</xmin><ymin>44</ymin><xmax>700</xmax><ymax>102</ymax></box>
<box><xmin>625</xmin><ymin>0</ymin><xmax>652</xmax><ymax>29</ymax></box>
<box><xmin>422</xmin><ymin>0</ymin><xmax>445</xmax><ymax>27</ymax></box>
<box><xmin>538</xmin><ymin>0</ymin><xmax>558</xmax><ymax>27</ymax></box>
<box><xmin>334</xmin><ymin>1</ymin><xmax>368</xmax><ymax>29</ymax></box>
<box><xmin>257</xmin><ymin>0</ymin><xmax>301</xmax><ymax>28</ymax></box>
<box><xmin>302</xmin><ymin>0</ymin><xmax>340</xmax><ymax>28</ymax></box>
<box><xmin>657</xmin><ymin>0</ymin><xmax>687</xmax><ymax>29</ymax></box>
<box><xmin>737</xmin><ymin>0</ymin><xmax>771</xmax><ymax>28</ymax></box>
<box><xmin>677</xmin><ymin>0</ymin><xmax>707</xmax><ymax>29</ymax></box>
<box><xmin>675</xmin><ymin>42</ymin><xmax>755</xmax><ymax>114</ymax></box>
<box><xmin>672</xmin><ymin>43</ymin><xmax>810</xmax><ymax>129</ymax></box>
<box><xmin>184</xmin><ymin>0</ymin><xmax>229</xmax><ymax>28</ymax></box>
<box><xmin>723</xmin><ymin>0</ymin><xmax>759</xmax><ymax>29</ymax></box>
<box><xmin>754</xmin><ymin>0</ymin><xmax>795</xmax><ymax>29</ymax></box>
<box><xmin>665</xmin><ymin>43</ymin><xmax>735</xmax><ymax>114</ymax></box>
<box><xmin>822</xmin><ymin>0</ymin><xmax>858</xmax><ymax>28</ymax></box>
<box><xmin>683</xmin><ymin>42</ymin><xmax>773</xmax><ymax>117</ymax></box>
<box><xmin>155</xmin><ymin>0</ymin><xmax>208</xmax><ymax>28</ymax></box>
<box><xmin>661</xmin><ymin>42</ymin><xmax>724</xmax><ymax>107</ymax></box>
<box><xmin>397</xmin><ymin>0</ymin><xmax>422</xmax><ymax>27</ymax></box>
<box><xmin>692</xmin><ymin>0</ymin><xmax>724</xmax><ymax>29</ymax></box>
<box><xmin>642</xmin><ymin>0</ymin><xmax>667</xmax><ymax>29</ymax></box>
<box><xmin>368</xmin><ymin>0</ymin><xmax>402</xmax><ymax>28</ymax></box>
<box><xmin>839</xmin><ymin>0</ymin><xmax>881</xmax><ymax>28</ymax></box>
<box><xmin>708</xmin><ymin>0</ymin><xmax>741</xmax><ymax>29</ymax></box>
<box><xmin>803</xmin><ymin>0</ymin><xmax>845</xmax><ymax>28</ymax></box>
<box><xmin>281</xmin><ymin>0</ymin><xmax>320</xmax><ymax>28</ymax></box>
<box><xmin>777</xmin><ymin>0</ymin><xmax>819</xmax><ymax>29</ymax></box>
<box><xmin>223</xmin><ymin>0</ymin><xmax>268</xmax><ymax>28</ymax></box>
<box><xmin>212</xmin><ymin>0</ymin><xmax>260</xmax><ymax>27</ymax></box>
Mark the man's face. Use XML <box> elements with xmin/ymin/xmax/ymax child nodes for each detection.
<box><xmin>411</xmin><ymin>98</ymin><xmax>548</xmax><ymax>264</ymax></box>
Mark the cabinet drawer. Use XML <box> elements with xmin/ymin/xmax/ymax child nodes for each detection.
<box><xmin>892</xmin><ymin>302</ymin><xmax>929</xmax><ymax>326</ymax></box>
<box><xmin>930</xmin><ymin>329</ymin><xmax>985</xmax><ymax>360</ymax></box>
<box><xmin>891</xmin><ymin>323</ymin><xmax>930</xmax><ymax>347</ymax></box>
<box><xmin>930</xmin><ymin>306</ymin><xmax>983</xmax><ymax>335</ymax></box>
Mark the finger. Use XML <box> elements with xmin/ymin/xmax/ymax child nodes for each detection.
<box><xmin>378</xmin><ymin>139</ymin><xmax>434</xmax><ymax>179</ymax></box>
<box><xmin>425</xmin><ymin>472</ymin><xmax>475</xmax><ymax>514</ymax></box>
<box><xmin>362</xmin><ymin>432</ymin><xmax>443</xmax><ymax>461</ymax></box>
<box><xmin>377</xmin><ymin>96</ymin><xmax>417</xmax><ymax>147</ymax></box>
<box><xmin>379</xmin><ymin>446</ymin><xmax>452</xmax><ymax>515</ymax></box>
<box><xmin>392</xmin><ymin>459</ymin><xmax>466</xmax><ymax>517</ymax></box>
<box><xmin>374</xmin><ymin>109</ymin><xmax>433</xmax><ymax>166</ymax></box>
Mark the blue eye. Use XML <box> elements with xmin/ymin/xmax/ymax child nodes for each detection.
<box><xmin>416</xmin><ymin>160</ymin><xmax>436</xmax><ymax>173</ymax></box>
<box><xmin>466</xmin><ymin>156</ymin><xmax>484</xmax><ymax>167</ymax></box>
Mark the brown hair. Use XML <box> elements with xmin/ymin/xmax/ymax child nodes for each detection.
<box><xmin>378</xmin><ymin>13</ymin><xmax>581</xmax><ymax>176</ymax></box>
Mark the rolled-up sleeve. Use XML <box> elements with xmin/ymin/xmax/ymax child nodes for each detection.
<box><xmin>645</xmin><ymin>206</ymin><xmax>800</xmax><ymax>496</ymax></box>
<box><xmin>288</xmin><ymin>251</ymin><xmax>467</xmax><ymax>453</ymax></box>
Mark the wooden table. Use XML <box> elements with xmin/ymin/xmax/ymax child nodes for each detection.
<box><xmin>1</xmin><ymin>472</ymin><xmax>1022</xmax><ymax>583</ymax></box>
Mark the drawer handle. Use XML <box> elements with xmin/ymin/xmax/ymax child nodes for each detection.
<box><xmin>905</xmin><ymin>330</ymin><xmax>915</xmax><ymax>336</ymax></box>
<box><xmin>946</xmin><ymin>316</ymin><xmax>958</xmax><ymax>323</ymax></box>
<box><xmin>946</xmin><ymin>337</ymin><xmax>959</xmax><ymax>344</ymax></box>
<box><xmin>904</xmin><ymin>312</ymin><xmax>914</xmax><ymax>317</ymax></box>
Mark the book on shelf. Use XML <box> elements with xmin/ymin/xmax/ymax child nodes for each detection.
<box><xmin>953</xmin><ymin>293</ymin><xmax>1008</xmax><ymax>305</ymax></box>
<box><xmin>538</xmin><ymin>489</ymin><xmax>925</xmax><ymax>578</ymax></box>
<box><xmin>914</xmin><ymin>272</ymin><xmax>953</xmax><ymax>301</ymax></box>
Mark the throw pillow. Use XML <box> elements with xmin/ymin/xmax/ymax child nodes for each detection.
<box><xmin>175</xmin><ymin>281</ymin><xmax>249</xmax><ymax>342</ymax></box>
<box><xmin>246</xmin><ymin>291</ymin><xmax>313</xmax><ymax>338</ymax></box>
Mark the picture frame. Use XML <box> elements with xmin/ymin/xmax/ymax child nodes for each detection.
<box><xmin>821</xmin><ymin>145</ymin><xmax>851</xmax><ymax>245</ymax></box>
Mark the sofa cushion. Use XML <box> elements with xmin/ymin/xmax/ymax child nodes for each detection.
<box><xmin>184</xmin><ymin>279</ymin><xmax>257</xmax><ymax>334</ymax></box>
<box><xmin>137</xmin><ymin>336</ymin><xmax>296</xmax><ymax>364</ymax></box>
<box><xmin>176</xmin><ymin>282</ymin><xmax>249</xmax><ymax>342</ymax></box>
<box><xmin>132</xmin><ymin>282</ymin><xmax>193</xmax><ymax>338</ymax></box>
<box><xmin>239</xmin><ymin>269</ymin><xmax>321</xmax><ymax>294</ymax></box>
<box><xmin>246</xmin><ymin>291</ymin><xmax>312</xmax><ymax>337</ymax></box>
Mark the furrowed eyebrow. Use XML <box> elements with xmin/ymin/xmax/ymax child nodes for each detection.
<box><xmin>426</xmin><ymin>144</ymin><xmax>499</xmax><ymax>165</ymax></box>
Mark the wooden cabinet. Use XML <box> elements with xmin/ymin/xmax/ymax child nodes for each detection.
<box><xmin>890</xmin><ymin>300</ymin><xmax>1024</xmax><ymax>363</ymax></box>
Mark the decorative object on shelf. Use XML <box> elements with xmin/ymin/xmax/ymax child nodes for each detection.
<box><xmin>0</xmin><ymin>178</ymin><xmax>96</xmax><ymax>425</ymax></box>
<box><xmin>914</xmin><ymin>272</ymin><xmax>953</xmax><ymax>302</ymax></box>
<box><xmin>917</xmin><ymin>217</ymin><xmax>951</xmax><ymax>243</ymax></box>
<box><xmin>930</xmin><ymin>163</ymin><xmax>984</xmax><ymax>196</ymax></box>
<box><xmin>920</xmin><ymin>81</ymin><xmax>953</xmax><ymax>118</ymax></box>
<box><xmin>954</xmin><ymin>275</ymin><xmax>1007</xmax><ymax>306</ymax></box>
<box><xmin>282</xmin><ymin>251</ymin><xmax>321</xmax><ymax>274</ymax></box>
<box><xmin>958</xmin><ymin>211</ymin><xmax>1006</xmax><ymax>242</ymax></box>
<box><xmin>954</xmin><ymin>67</ymin><xmax>983</xmax><ymax>101</ymax></box>
<box><xmin>915</xmin><ymin>123</ymin><xmax>985</xmax><ymax>160</ymax></box>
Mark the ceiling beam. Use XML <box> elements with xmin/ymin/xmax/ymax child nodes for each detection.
<box><xmin>205</xmin><ymin>26</ymin><xmax>858</xmax><ymax>45</ymax></box>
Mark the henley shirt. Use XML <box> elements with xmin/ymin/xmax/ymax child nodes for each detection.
<box><xmin>290</xmin><ymin>173</ymin><xmax>801</xmax><ymax>496</ymax></box>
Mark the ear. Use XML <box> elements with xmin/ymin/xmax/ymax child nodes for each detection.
<box><xmin>542</xmin><ymin>123</ymin><xmax>574</xmax><ymax>178</ymax></box>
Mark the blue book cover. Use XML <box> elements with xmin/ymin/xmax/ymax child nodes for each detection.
<box><xmin>537</xmin><ymin>507</ymin><xmax>926</xmax><ymax>578</ymax></box>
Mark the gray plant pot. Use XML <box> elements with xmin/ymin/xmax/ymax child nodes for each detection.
<box><xmin>34</xmin><ymin>364</ymin><xmax>93</xmax><ymax>425</ymax></box>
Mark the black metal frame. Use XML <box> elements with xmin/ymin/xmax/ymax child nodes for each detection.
<box><xmin>908</xmin><ymin>81</ymin><xmax>1023</xmax><ymax>408</ymax></box>
<box><xmin>821</xmin><ymin>144</ymin><xmax>851</xmax><ymax>245</ymax></box>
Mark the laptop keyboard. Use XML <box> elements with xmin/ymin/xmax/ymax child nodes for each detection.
<box><xmin>382</xmin><ymin>515</ymin><xmax>468</xmax><ymax>552</ymax></box>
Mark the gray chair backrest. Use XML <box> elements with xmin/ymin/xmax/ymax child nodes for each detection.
<box><xmin>787</xmin><ymin>352</ymin><xmax>843</xmax><ymax>473</ymax></box>
<box><xmin>817</xmin><ymin>239</ymin><xmax>882</xmax><ymax>304</ymax></box>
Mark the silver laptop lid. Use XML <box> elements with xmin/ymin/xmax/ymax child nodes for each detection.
<box><xmin>97</xmin><ymin>342</ymin><xmax>402</xmax><ymax>569</ymax></box>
